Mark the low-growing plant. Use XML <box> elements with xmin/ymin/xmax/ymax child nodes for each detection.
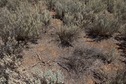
<box><xmin>106</xmin><ymin>0</ymin><xmax>115</xmax><ymax>13</ymax></box>
<box><xmin>45</xmin><ymin>0</ymin><xmax>103</xmax><ymax>27</ymax></box>
<box><xmin>20</xmin><ymin>70</ymin><xmax>64</xmax><ymax>84</ymax></box>
<box><xmin>0</xmin><ymin>0</ymin><xmax>51</xmax><ymax>45</ymax></box>
<box><xmin>87</xmin><ymin>0</ymin><xmax>107</xmax><ymax>13</ymax></box>
<box><xmin>43</xmin><ymin>70</ymin><xmax>64</xmax><ymax>84</ymax></box>
<box><xmin>28</xmin><ymin>0</ymin><xmax>40</xmax><ymax>4</ymax></box>
<box><xmin>56</xmin><ymin>25</ymin><xmax>79</xmax><ymax>47</ymax></box>
<box><xmin>46</xmin><ymin>0</ymin><xmax>57</xmax><ymax>10</ymax></box>
<box><xmin>63</xmin><ymin>11</ymin><xmax>94</xmax><ymax>28</ymax></box>
<box><xmin>120</xmin><ymin>24</ymin><xmax>126</xmax><ymax>39</ymax></box>
<box><xmin>109</xmin><ymin>70</ymin><xmax>126</xmax><ymax>84</ymax></box>
<box><xmin>86</xmin><ymin>13</ymin><xmax>119</xmax><ymax>39</ymax></box>
<box><xmin>58</xmin><ymin>45</ymin><xmax>115</xmax><ymax>77</ymax></box>
<box><xmin>0</xmin><ymin>0</ymin><xmax>7</xmax><ymax>7</ymax></box>
<box><xmin>41</xmin><ymin>9</ymin><xmax>52</xmax><ymax>26</ymax></box>
<box><xmin>115</xmin><ymin>0</ymin><xmax>126</xmax><ymax>24</ymax></box>
<box><xmin>6</xmin><ymin>0</ymin><xmax>21</xmax><ymax>11</ymax></box>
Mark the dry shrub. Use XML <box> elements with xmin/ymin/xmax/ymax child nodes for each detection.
<box><xmin>115</xmin><ymin>0</ymin><xmax>126</xmax><ymax>24</ymax></box>
<box><xmin>0</xmin><ymin>0</ymin><xmax>7</xmax><ymax>7</ymax></box>
<box><xmin>106</xmin><ymin>0</ymin><xmax>115</xmax><ymax>13</ymax></box>
<box><xmin>58</xmin><ymin>45</ymin><xmax>115</xmax><ymax>78</ymax></box>
<box><xmin>0</xmin><ymin>0</ymin><xmax>51</xmax><ymax>45</ymax></box>
<box><xmin>109</xmin><ymin>70</ymin><xmax>126</xmax><ymax>84</ymax></box>
<box><xmin>46</xmin><ymin>0</ymin><xmax>57</xmax><ymax>10</ymax></box>
<box><xmin>56</xmin><ymin>25</ymin><xmax>79</xmax><ymax>47</ymax></box>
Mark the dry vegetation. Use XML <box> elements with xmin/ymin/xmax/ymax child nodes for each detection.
<box><xmin>0</xmin><ymin>0</ymin><xmax>126</xmax><ymax>84</ymax></box>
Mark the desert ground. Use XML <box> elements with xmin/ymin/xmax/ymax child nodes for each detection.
<box><xmin>0</xmin><ymin>0</ymin><xmax>126</xmax><ymax>84</ymax></box>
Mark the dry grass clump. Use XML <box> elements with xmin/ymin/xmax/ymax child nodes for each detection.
<box><xmin>0</xmin><ymin>0</ymin><xmax>51</xmax><ymax>45</ymax></box>
<box><xmin>109</xmin><ymin>70</ymin><xmax>126</xmax><ymax>84</ymax></box>
<box><xmin>58</xmin><ymin>45</ymin><xmax>115</xmax><ymax>77</ymax></box>
<box><xmin>56</xmin><ymin>25</ymin><xmax>79</xmax><ymax>47</ymax></box>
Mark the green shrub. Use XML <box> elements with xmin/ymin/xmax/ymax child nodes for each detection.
<box><xmin>54</xmin><ymin>0</ymin><xmax>84</xmax><ymax>19</ymax></box>
<box><xmin>45</xmin><ymin>0</ymin><xmax>101</xmax><ymax>27</ymax></box>
<box><xmin>86</xmin><ymin>13</ymin><xmax>119</xmax><ymax>38</ymax></box>
<box><xmin>51</xmin><ymin>0</ymin><xmax>94</xmax><ymax>28</ymax></box>
<box><xmin>41</xmin><ymin>9</ymin><xmax>52</xmax><ymax>26</ymax></box>
<box><xmin>63</xmin><ymin>11</ymin><xmax>94</xmax><ymax>28</ymax></box>
<box><xmin>17</xmin><ymin>70</ymin><xmax>64</xmax><ymax>84</ymax></box>
<box><xmin>0</xmin><ymin>1</ymin><xmax>51</xmax><ymax>45</ymax></box>
<box><xmin>87</xmin><ymin>0</ymin><xmax>107</xmax><ymax>13</ymax></box>
<box><xmin>43</xmin><ymin>70</ymin><xmax>64</xmax><ymax>84</ymax></box>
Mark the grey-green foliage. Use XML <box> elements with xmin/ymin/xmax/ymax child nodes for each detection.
<box><xmin>46</xmin><ymin>0</ymin><xmax>107</xmax><ymax>27</ymax></box>
<box><xmin>115</xmin><ymin>0</ymin><xmax>126</xmax><ymax>24</ymax></box>
<box><xmin>0</xmin><ymin>0</ymin><xmax>7</xmax><ymax>7</ymax></box>
<box><xmin>86</xmin><ymin>14</ymin><xmax>119</xmax><ymax>37</ymax></box>
<box><xmin>46</xmin><ymin>0</ymin><xmax>57</xmax><ymax>10</ymax></box>
<box><xmin>54</xmin><ymin>0</ymin><xmax>93</xmax><ymax>27</ymax></box>
<box><xmin>0</xmin><ymin>0</ymin><xmax>51</xmax><ymax>44</ymax></box>
<box><xmin>87</xmin><ymin>0</ymin><xmax>107</xmax><ymax>13</ymax></box>
<box><xmin>54</xmin><ymin>0</ymin><xmax>84</xmax><ymax>19</ymax></box>
<box><xmin>6</xmin><ymin>0</ymin><xmax>21</xmax><ymax>11</ymax></box>
<box><xmin>106</xmin><ymin>0</ymin><xmax>115</xmax><ymax>13</ymax></box>
<box><xmin>41</xmin><ymin>9</ymin><xmax>52</xmax><ymax>26</ymax></box>
<box><xmin>45</xmin><ymin>0</ymin><xmax>123</xmax><ymax>39</ymax></box>
<box><xmin>19</xmin><ymin>70</ymin><xmax>64</xmax><ymax>84</ymax></box>
<box><xmin>44</xmin><ymin>70</ymin><xmax>64</xmax><ymax>84</ymax></box>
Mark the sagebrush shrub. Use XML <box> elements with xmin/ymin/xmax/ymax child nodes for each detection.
<box><xmin>87</xmin><ymin>0</ymin><xmax>107</xmax><ymax>13</ymax></box>
<box><xmin>6</xmin><ymin>0</ymin><xmax>21</xmax><ymax>11</ymax></box>
<box><xmin>0</xmin><ymin>1</ymin><xmax>51</xmax><ymax>44</ymax></box>
<box><xmin>106</xmin><ymin>0</ymin><xmax>115</xmax><ymax>13</ymax></box>
<box><xmin>46</xmin><ymin>0</ymin><xmax>57</xmax><ymax>10</ymax></box>
<box><xmin>43</xmin><ymin>70</ymin><xmax>64</xmax><ymax>84</ymax></box>
<box><xmin>0</xmin><ymin>0</ymin><xmax>7</xmax><ymax>7</ymax></box>
<box><xmin>41</xmin><ymin>9</ymin><xmax>52</xmax><ymax>26</ymax></box>
<box><xmin>86</xmin><ymin>13</ymin><xmax>119</xmax><ymax>38</ymax></box>
<box><xmin>46</xmin><ymin>0</ymin><xmax>105</xmax><ymax>28</ymax></box>
<box><xmin>115</xmin><ymin>0</ymin><xmax>126</xmax><ymax>24</ymax></box>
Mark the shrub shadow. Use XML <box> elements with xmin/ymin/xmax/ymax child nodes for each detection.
<box><xmin>85</xmin><ymin>33</ymin><xmax>111</xmax><ymax>42</ymax></box>
<box><xmin>115</xmin><ymin>35</ymin><xmax>126</xmax><ymax>64</ymax></box>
